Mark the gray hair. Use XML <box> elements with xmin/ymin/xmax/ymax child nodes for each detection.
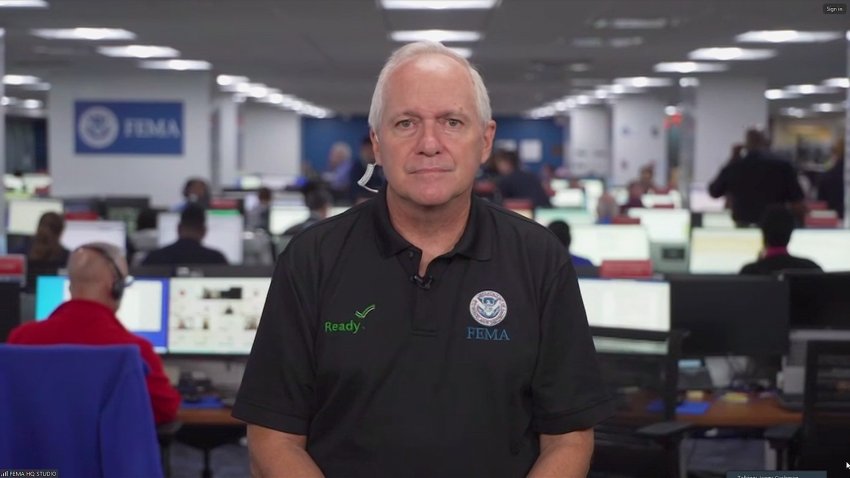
<box><xmin>367</xmin><ymin>41</ymin><xmax>492</xmax><ymax>133</ymax></box>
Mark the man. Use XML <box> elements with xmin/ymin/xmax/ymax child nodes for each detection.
<box><xmin>709</xmin><ymin>129</ymin><xmax>804</xmax><ymax>226</ymax></box>
<box><xmin>8</xmin><ymin>242</ymin><xmax>180</xmax><ymax>424</ymax></box>
<box><xmin>817</xmin><ymin>138</ymin><xmax>845</xmax><ymax>218</ymax></box>
<box><xmin>323</xmin><ymin>142</ymin><xmax>354</xmax><ymax>202</ymax></box>
<box><xmin>233</xmin><ymin>41</ymin><xmax>613</xmax><ymax>477</ymax></box>
<box><xmin>493</xmin><ymin>149</ymin><xmax>552</xmax><ymax>208</ymax></box>
<box><xmin>246</xmin><ymin>187</ymin><xmax>273</xmax><ymax>232</ymax></box>
<box><xmin>142</xmin><ymin>203</ymin><xmax>228</xmax><ymax>266</ymax></box>
<box><xmin>740</xmin><ymin>205</ymin><xmax>822</xmax><ymax>275</ymax></box>
<box><xmin>548</xmin><ymin>220</ymin><xmax>593</xmax><ymax>267</ymax></box>
<box><xmin>173</xmin><ymin>177</ymin><xmax>212</xmax><ymax>212</ymax></box>
<box><xmin>283</xmin><ymin>183</ymin><xmax>333</xmax><ymax>236</ymax></box>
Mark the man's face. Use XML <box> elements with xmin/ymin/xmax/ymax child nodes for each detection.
<box><xmin>372</xmin><ymin>53</ymin><xmax>495</xmax><ymax>208</ymax></box>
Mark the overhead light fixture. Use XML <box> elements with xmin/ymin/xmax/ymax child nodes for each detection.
<box><xmin>784</xmin><ymin>84</ymin><xmax>839</xmax><ymax>95</ymax></box>
<box><xmin>569</xmin><ymin>63</ymin><xmax>590</xmax><ymax>73</ymax></box>
<box><xmin>31</xmin><ymin>27</ymin><xmax>136</xmax><ymax>41</ymax></box>
<box><xmin>3</xmin><ymin>74</ymin><xmax>42</xmax><ymax>85</ymax></box>
<box><xmin>448</xmin><ymin>47</ymin><xmax>472</xmax><ymax>58</ymax></box>
<box><xmin>736</xmin><ymin>30</ymin><xmax>842</xmax><ymax>43</ymax></box>
<box><xmin>654</xmin><ymin>61</ymin><xmax>727</xmax><ymax>73</ymax></box>
<box><xmin>615</xmin><ymin>76</ymin><xmax>673</xmax><ymax>88</ymax></box>
<box><xmin>380</xmin><ymin>0</ymin><xmax>499</xmax><ymax>9</ymax></box>
<box><xmin>665</xmin><ymin>106</ymin><xmax>679</xmax><ymax>115</ymax></box>
<box><xmin>689</xmin><ymin>47</ymin><xmax>775</xmax><ymax>61</ymax></box>
<box><xmin>572</xmin><ymin>37</ymin><xmax>604</xmax><ymax>48</ymax></box>
<box><xmin>812</xmin><ymin>102</ymin><xmax>844</xmax><ymax>112</ymax></box>
<box><xmin>22</xmin><ymin>81</ymin><xmax>50</xmax><ymax>91</ymax></box>
<box><xmin>780</xmin><ymin>107</ymin><xmax>807</xmax><ymax>117</ymax></box>
<box><xmin>594</xmin><ymin>17</ymin><xmax>669</xmax><ymax>29</ymax></box>
<box><xmin>390</xmin><ymin>30</ymin><xmax>482</xmax><ymax>42</ymax></box>
<box><xmin>822</xmin><ymin>77</ymin><xmax>850</xmax><ymax>88</ymax></box>
<box><xmin>679</xmin><ymin>77</ymin><xmax>700</xmax><ymax>88</ymax></box>
<box><xmin>97</xmin><ymin>45</ymin><xmax>180</xmax><ymax>59</ymax></box>
<box><xmin>609</xmin><ymin>37</ymin><xmax>643</xmax><ymax>48</ymax></box>
<box><xmin>217</xmin><ymin>75</ymin><xmax>250</xmax><ymax>87</ymax></box>
<box><xmin>21</xmin><ymin>99</ymin><xmax>43</xmax><ymax>109</ymax></box>
<box><xmin>765</xmin><ymin>89</ymin><xmax>800</xmax><ymax>100</ymax></box>
<box><xmin>139</xmin><ymin>59</ymin><xmax>211</xmax><ymax>71</ymax></box>
<box><xmin>0</xmin><ymin>0</ymin><xmax>47</xmax><ymax>7</ymax></box>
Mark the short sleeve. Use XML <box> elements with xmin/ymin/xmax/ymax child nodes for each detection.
<box><xmin>531</xmin><ymin>261</ymin><xmax>615</xmax><ymax>435</ymax></box>
<box><xmin>232</xmin><ymin>247</ymin><xmax>317</xmax><ymax>434</ymax></box>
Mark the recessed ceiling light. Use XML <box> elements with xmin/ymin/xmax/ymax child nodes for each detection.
<box><xmin>665</xmin><ymin>106</ymin><xmax>679</xmax><ymax>115</ymax></box>
<box><xmin>822</xmin><ymin>77</ymin><xmax>850</xmax><ymax>88</ymax></box>
<box><xmin>0</xmin><ymin>0</ymin><xmax>47</xmax><ymax>7</ymax></box>
<box><xmin>594</xmin><ymin>18</ymin><xmax>669</xmax><ymax>29</ymax></box>
<box><xmin>3</xmin><ymin>74</ymin><xmax>42</xmax><ymax>85</ymax></box>
<box><xmin>21</xmin><ymin>99</ymin><xmax>43</xmax><ymax>109</ymax></box>
<box><xmin>31</xmin><ymin>27</ymin><xmax>136</xmax><ymax>41</ymax></box>
<box><xmin>784</xmin><ymin>84</ymin><xmax>839</xmax><ymax>95</ymax></box>
<box><xmin>614</xmin><ymin>76</ymin><xmax>673</xmax><ymax>88</ymax></box>
<box><xmin>139</xmin><ymin>59</ymin><xmax>211</xmax><ymax>71</ymax></box>
<box><xmin>736</xmin><ymin>30</ymin><xmax>842</xmax><ymax>43</ymax></box>
<box><xmin>689</xmin><ymin>47</ymin><xmax>775</xmax><ymax>61</ymax></box>
<box><xmin>390</xmin><ymin>30</ymin><xmax>482</xmax><ymax>42</ymax></box>
<box><xmin>97</xmin><ymin>45</ymin><xmax>179</xmax><ymax>59</ymax></box>
<box><xmin>679</xmin><ymin>77</ymin><xmax>700</xmax><ymax>87</ymax></box>
<box><xmin>609</xmin><ymin>37</ymin><xmax>643</xmax><ymax>48</ymax></box>
<box><xmin>448</xmin><ymin>47</ymin><xmax>472</xmax><ymax>58</ymax></box>
<box><xmin>217</xmin><ymin>75</ymin><xmax>250</xmax><ymax>87</ymax></box>
<box><xmin>780</xmin><ymin>107</ymin><xmax>807</xmax><ymax>117</ymax></box>
<box><xmin>654</xmin><ymin>61</ymin><xmax>727</xmax><ymax>73</ymax></box>
<box><xmin>380</xmin><ymin>0</ymin><xmax>499</xmax><ymax>9</ymax></box>
<box><xmin>765</xmin><ymin>89</ymin><xmax>800</xmax><ymax>100</ymax></box>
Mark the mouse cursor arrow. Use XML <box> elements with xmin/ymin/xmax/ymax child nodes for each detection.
<box><xmin>845</xmin><ymin>462</ymin><xmax>850</xmax><ymax>469</ymax></box>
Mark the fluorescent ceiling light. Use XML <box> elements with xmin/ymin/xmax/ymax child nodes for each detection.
<box><xmin>812</xmin><ymin>102</ymin><xmax>844</xmax><ymax>112</ymax></box>
<box><xmin>31</xmin><ymin>27</ymin><xmax>136</xmax><ymax>41</ymax></box>
<box><xmin>1</xmin><ymin>97</ymin><xmax>13</xmax><ymax>106</ymax></box>
<box><xmin>781</xmin><ymin>107</ymin><xmax>806</xmax><ymax>117</ymax></box>
<box><xmin>765</xmin><ymin>89</ymin><xmax>800</xmax><ymax>100</ymax></box>
<box><xmin>139</xmin><ymin>59</ymin><xmax>211</xmax><ymax>71</ymax></box>
<box><xmin>380</xmin><ymin>0</ymin><xmax>498</xmax><ymax>9</ymax></box>
<box><xmin>217</xmin><ymin>75</ymin><xmax>249</xmax><ymax>87</ymax></box>
<box><xmin>615</xmin><ymin>76</ymin><xmax>673</xmax><ymax>88</ymax></box>
<box><xmin>21</xmin><ymin>81</ymin><xmax>50</xmax><ymax>91</ymax></box>
<box><xmin>569</xmin><ymin>63</ymin><xmax>590</xmax><ymax>73</ymax></box>
<box><xmin>97</xmin><ymin>45</ymin><xmax>179</xmax><ymax>58</ymax></box>
<box><xmin>679</xmin><ymin>77</ymin><xmax>700</xmax><ymax>87</ymax></box>
<box><xmin>822</xmin><ymin>77</ymin><xmax>850</xmax><ymax>88</ymax></box>
<box><xmin>736</xmin><ymin>30</ymin><xmax>842</xmax><ymax>43</ymax></box>
<box><xmin>689</xmin><ymin>47</ymin><xmax>775</xmax><ymax>61</ymax></box>
<box><xmin>572</xmin><ymin>37</ymin><xmax>604</xmax><ymax>48</ymax></box>
<box><xmin>21</xmin><ymin>99</ymin><xmax>43</xmax><ymax>109</ymax></box>
<box><xmin>448</xmin><ymin>47</ymin><xmax>472</xmax><ymax>58</ymax></box>
<box><xmin>594</xmin><ymin>18</ymin><xmax>668</xmax><ymax>29</ymax></box>
<box><xmin>654</xmin><ymin>61</ymin><xmax>727</xmax><ymax>73</ymax></box>
<box><xmin>664</xmin><ymin>106</ymin><xmax>679</xmax><ymax>115</ymax></box>
<box><xmin>390</xmin><ymin>30</ymin><xmax>482</xmax><ymax>42</ymax></box>
<box><xmin>609</xmin><ymin>37</ymin><xmax>643</xmax><ymax>48</ymax></box>
<box><xmin>3</xmin><ymin>74</ymin><xmax>42</xmax><ymax>85</ymax></box>
<box><xmin>784</xmin><ymin>84</ymin><xmax>839</xmax><ymax>95</ymax></box>
<box><xmin>0</xmin><ymin>0</ymin><xmax>47</xmax><ymax>7</ymax></box>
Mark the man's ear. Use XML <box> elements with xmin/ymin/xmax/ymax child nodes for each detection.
<box><xmin>370</xmin><ymin>130</ymin><xmax>382</xmax><ymax>166</ymax></box>
<box><xmin>480</xmin><ymin>120</ymin><xmax>497</xmax><ymax>166</ymax></box>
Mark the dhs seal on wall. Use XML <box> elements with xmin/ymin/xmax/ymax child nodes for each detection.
<box><xmin>469</xmin><ymin>290</ymin><xmax>507</xmax><ymax>327</ymax></box>
<box><xmin>77</xmin><ymin>106</ymin><xmax>120</xmax><ymax>149</ymax></box>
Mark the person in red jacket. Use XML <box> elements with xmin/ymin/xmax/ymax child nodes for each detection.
<box><xmin>8</xmin><ymin>242</ymin><xmax>181</xmax><ymax>425</ymax></box>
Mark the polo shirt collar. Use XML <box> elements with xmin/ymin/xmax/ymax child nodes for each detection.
<box><xmin>372</xmin><ymin>188</ymin><xmax>492</xmax><ymax>261</ymax></box>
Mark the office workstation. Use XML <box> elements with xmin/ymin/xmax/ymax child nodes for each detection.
<box><xmin>2</xmin><ymin>0</ymin><xmax>849</xmax><ymax>477</ymax></box>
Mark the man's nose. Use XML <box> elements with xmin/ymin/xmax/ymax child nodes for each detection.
<box><xmin>417</xmin><ymin>120</ymin><xmax>441</xmax><ymax>156</ymax></box>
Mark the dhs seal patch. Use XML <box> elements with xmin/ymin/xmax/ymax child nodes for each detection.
<box><xmin>469</xmin><ymin>290</ymin><xmax>507</xmax><ymax>327</ymax></box>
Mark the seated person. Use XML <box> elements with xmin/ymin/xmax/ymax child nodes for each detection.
<box><xmin>284</xmin><ymin>183</ymin><xmax>333</xmax><ymax>236</ymax></box>
<box><xmin>740</xmin><ymin>205</ymin><xmax>822</xmax><ymax>275</ymax></box>
<box><xmin>27</xmin><ymin>212</ymin><xmax>71</xmax><ymax>264</ymax></box>
<box><xmin>620</xmin><ymin>181</ymin><xmax>645</xmax><ymax>213</ymax></box>
<box><xmin>547</xmin><ymin>220</ymin><xmax>593</xmax><ymax>267</ymax></box>
<box><xmin>245</xmin><ymin>187</ymin><xmax>273</xmax><ymax>232</ymax></box>
<box><xmin>173</xmin><ymin>177</ymin><xmax>211</xmax><ymax>212</ymax></box>
<box><xmin>493</xmin><ymin>150</ymin><xmax>551</xmax><ymax>208</ymax></box>
<box><xmin>8</xmin><ymin>242</ymin><xmax>181</xmax><ymax>424</ymax></box>
<box><xmin>142</xmin><ymin>204</ymin><xmax>228</xmax><ymax>266</ymax></box>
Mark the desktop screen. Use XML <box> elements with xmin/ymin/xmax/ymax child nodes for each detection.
<box><xmin>626</xmin><ymin>208</ymin><xmax>691</xmax><ymax>244</ymax></box>
<box><xmin>688</xmin><ymin>228</ymin><xmax>761</xmax><ymax>274</ymax></box>
<box><xmin>688</xmin><ymin>186</ymin><xmax>726</xmax><ymax>213</ymax></box>
<box><xmin>158</xmin><ymin>212</ymin><xmax>244</xmax><ymax>264</ymax></box>
<box><xmin>700</xmin><ymin>211</ymin><xmax>736</xmax><ymax>229</ymax></box>
<box><xmin>578</xmin><ymin>278</ymin><xmax>670</xmax><ymax>332</ymax></box>
<box><xmin>35</xmin><ymin>275</ymin><xmax>169</xmax><ymax>352</ymax></box>
<box><xmin>103</xmin><ymin>197</ymin><xmax>150</xmax><ymax>234</ymax></box>
<box><xmin>167</xmin><ymin>277</ymin><xmax>271</xmax><ymax>355</ymax></box>
<box><xmin>570</xmin><ymin>225</ymin><xmax>651</xmax><ymax>266</ymax></box>
<box><xmin>534</xmin><ymin>208</ymin><xmax>595</xmax><ymax>227</ymax></box>
<box><xmin>7</xmin><ymin>198</ymin><xmax>64</xmax><ymax>235</ymax></box>
<box><xmin>788</xmin><ymin>230</ymin><xmax>850</xmax><ymax>272</ymax></box>
<box><xmin>641</xmin><ymin>192</ymin><xmax>682</xmax><ymax>209</ymax></box>
<box><xmin>61</xmin><ymin>220</ymin><xmax>127</xmax><ymax>254</ymax></box>
<box><xmin>786</xmin><ymin>272</ymin><xmax>850</xmax><ymax>330</ymax></box>
<box><xmin>550</xmin><ymin>189</ymin><xmax>585</xmax><ymax>208</ymax></box>
<box><xmin>269</xmin><ymin>205</ymin><xmax>311</xmax><ymax>235</ymax></box>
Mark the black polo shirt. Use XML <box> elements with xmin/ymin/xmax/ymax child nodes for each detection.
<box><xmin>233</xmin><ymin>190</ymin><xmax>614</xmax><ymax>477</ymax></box>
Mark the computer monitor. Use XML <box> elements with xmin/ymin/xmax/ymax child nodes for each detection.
<box><xmin>688</xmin><ymin>228</ymin><xmax>761</xmax><ymax>274</ymax></box>
<box><xmin>641</xmin><ymin>192</ymin><xmax>682</xmax><ymax>209</ymax></box>
<box><xmin>269</xmin><ymin>205</ymin><xmax>311</xmax><ymax>235</ymax></box>
<box><xmin>167</xmin><ymin>277</ymin><xmax>271</xmax><ymax>355</ymax></box>
<box><xmin>788</xmin><ymin>230</ymin><xmax>850</xmax><ymax>272</ymax></box>
<box><xmin>699</xmin><ymin>211</ymin><xmax>736</xmax><ymax>229</ymax></box>
<box><xmin>158</xmin><ymin>212</ymin><xmax>244</xmax><ymax>264</ymax></box>
<box><xmin>669</xmin><ymin>275</ymin><xmax>789</xmax><ymax>357</ymax></box>
<box><xmin>534</xmin><ymin>208</ymin><xmax>595</xmax><ymax>227</ymax></box>
<box><xmin>21</xmin><ymin>173</ymin><xmax>52</xmax><ymax>194</ymax></box>
<box><xmin>102</xmin><ymin>196</ymin><xmax>150</xmax><ymax>234</ymax></box>
<box><xmin>570</xmin><ymin>225</ymin><xmax>651</xmax><ymax>266</ymax></box>
<box><xmin>578</xmin><ymin>179</ymin><xmax>605</xmax><ymax>201</ymax></box>
<box><xmin>35</xmin><ymin>275</ymin><xmax>169</xmax><ymax>352</ymax></box>
<box><xmin>174</xmin><ymin>264</ymin><xmax>274</xmax><ymax>278</ymax></box>
<box><xmin>785</xmin><ymin>272</ymin><xmax>850</xmax><ymax>330</ymax></box>
<box><xmin>626</xmin><ymin>208</ymin><xmax>691</xmax><ymax>244</ymax></box>
<box><xmin>62</xmin><ymin>196</ymin><xmax>101</xmax><ymax>215</ymax></box>
<box><xmin>551</xmin><ymin>189</ymin><xmax>585</xmax><ymax>208</ymax></box>
<box><xmin>6</xmin><ymin>198</ymin><xmax>64</xmax><ymax>235</ymax></box>
<box><xmin>578</xmin><ymin>278</ymin><xmax>670</xmax><ymax>332</ymax></box>
<box><xmin>688</xmin><ymin>185</ymin><xmax>726</xmax><ymax>213</ymax></box>
<box><xmin>61</xmin><ymin>220</ymin><xmax>127</xmax><ymax>255</ymax></box>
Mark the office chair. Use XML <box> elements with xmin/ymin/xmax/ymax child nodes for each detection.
<box><xmin>767</xmin><ymin>340</ymin><xmax>850</xmax><ymax>475</ymax></box>
<box><xmin>0</xmin><ymin>344</ymin><xmax>164</xmax><ymax>478</ymax></box>
<box><xmin>590</xmin><ymin>327</ymin><xmax>692</xmax><ymax>478</ymax></box>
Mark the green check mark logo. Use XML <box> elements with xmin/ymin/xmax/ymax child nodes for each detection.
<box><xmin>354</xmin><ymin>304</ymin><xmax>375</xmax><ymax>320</ymax></box>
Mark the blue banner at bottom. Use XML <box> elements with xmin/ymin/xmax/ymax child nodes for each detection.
<box><xmin>726</xmin><ymin>472</ymin><xmax>827</xmax><ymax>478</ymax></box>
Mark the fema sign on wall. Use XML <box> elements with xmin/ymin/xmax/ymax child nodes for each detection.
<box><xmin>75</xmin><ymin>101</ymin><xmax>184</xmax><ymax>155</ymax></box>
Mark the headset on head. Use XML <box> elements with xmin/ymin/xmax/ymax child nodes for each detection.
<box><xmin>77</xmin><ymin>244</ymin><xmax>126</xmax><ymax>301</ymax></box>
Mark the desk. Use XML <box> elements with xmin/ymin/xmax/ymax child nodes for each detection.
<box><xmin>179</xmin><ymin>407</ymin><xmax>243</xmax><ymax>426</ymax></box>
<box><xmin>177</xmin><ymin>407</ymin><xmax>245</xmax><ymax>478</ymax></box>
<box><xmin>681</xmin><ymin>395</ymin><xmax>801</xmax><ymax>428</ymax></box>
